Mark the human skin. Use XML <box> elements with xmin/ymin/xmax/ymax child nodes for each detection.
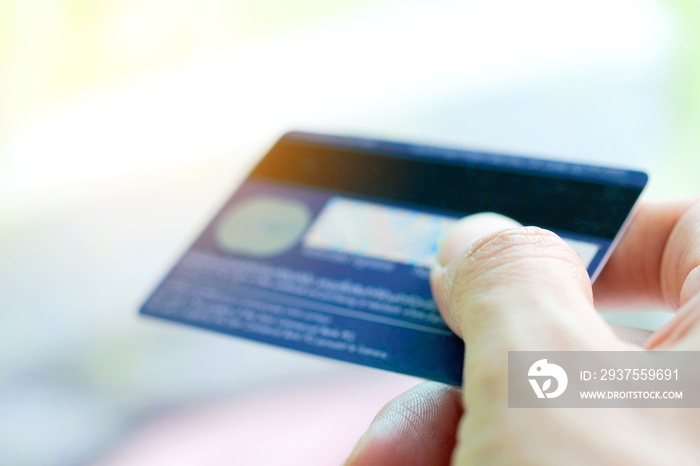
<box><xmin>345</xmin><ymin>200</ymin><xmax>700</xmax><ymax>466</ymax></box>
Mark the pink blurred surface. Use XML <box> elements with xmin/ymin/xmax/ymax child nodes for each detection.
<box><xmin>98</xmin><ymin>372</ymin><xmax>418</xmax><ymax>466</ymax></box>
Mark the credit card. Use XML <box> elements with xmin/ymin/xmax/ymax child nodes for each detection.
<box><xmin>140</xmin><ymin>132</ymin><xmax>648</xmax><ymax>385</ymax></box>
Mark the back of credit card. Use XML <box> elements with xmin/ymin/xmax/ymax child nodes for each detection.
<box><xmin>140</xmin><ymin>132</ymin><xmax>648</xmax><ymax>385</ymax></box>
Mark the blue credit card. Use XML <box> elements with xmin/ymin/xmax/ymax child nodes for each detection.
<box><xmin>140</xmin><ymin>132</ymin><xmax>648</xmax><ymax>385</ymax></box>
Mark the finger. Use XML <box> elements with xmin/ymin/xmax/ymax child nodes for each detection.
<box><xmin>344</xmin><ymin>382</ymin><xmax>463</xmax><ymax>466</ymax></box>
<box><xmin>593</xmin><ymin>200</ymin><xmax>700</xmax><ymax>309</ymax></box>
<box><xmin>641</xmin><ymin>201</ymin><xmax>700</xmax><ymax>349</ymax></box>
<box><xmin>431</xmin><ymin>213</ymin><xmax>522</xmax><ymax>332</ymax></box>
<box><xmin>431</xmin><ymin>226</ymin><xmax>628</xmax><ymax>460</ymax></box>
<box><xmin>647</xmin><ymin>294</ymin><xmax>700</xmax><ymax>350</ymax></box>
<box><xmin>660</xmin><ymin>200</ymin><xmax>700</xmax><ymax>308</ymax></box>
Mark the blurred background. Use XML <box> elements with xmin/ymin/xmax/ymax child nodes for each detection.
<box><xmin>1</xmin><ymin>0</ymin><xmax>699</xmax><ymax>464</ymax></box>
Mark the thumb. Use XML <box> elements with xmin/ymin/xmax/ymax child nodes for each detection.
<box><xmin>428</xmin><ymin>215</ymin><xmax>642</xmax><ymax>465</ymax></box>
<box><xmin>430</xmin><ymin>216</ymin><xmax>622</xmax><ymax>354</ymax></box>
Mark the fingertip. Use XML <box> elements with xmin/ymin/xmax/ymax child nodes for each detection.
<box><xmin>431</xmin><ymin>213</ymin><xmax>521</xmax><ymax>337</ymax></box>
<box><xmin>345</xmin><ymin>382</ymin><xmax>463</xmax><ymax>466</ymax></box>
<box><xmin>437</xmin><ymin>213</ymin><xmax>521</xmax><ymax>266</ymax></box>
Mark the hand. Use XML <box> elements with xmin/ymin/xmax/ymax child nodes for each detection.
<box><xmin>345</xmin><ymin>200</ymin><xmax>700</xmax><ymax>465</ymax></box>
